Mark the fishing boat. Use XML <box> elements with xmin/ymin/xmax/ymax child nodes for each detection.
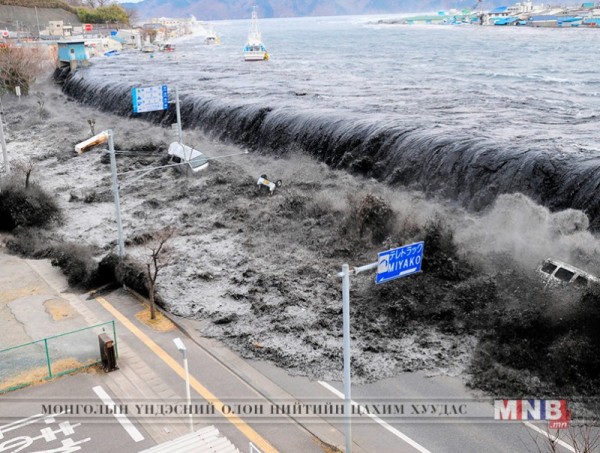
<box><xmin>205</xmin><ymin>24</ymin><xmax>221</xmax><ymax>45</ymax></box>
<box><xmin>244</xmin><ymin>6</ymin><xmax>268</xmax><ymax>61</ymax></box>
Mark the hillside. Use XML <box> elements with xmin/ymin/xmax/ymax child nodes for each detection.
<box><xmin>122</xmin><ymin>0</ymin><xmax>481</xmax><ymax>20</ymax></box>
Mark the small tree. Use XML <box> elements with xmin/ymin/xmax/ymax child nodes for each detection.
<box><xmin>144</xmin><ymin>227</ymin><xmax>175</xmax><ymax>320</ymax></box>
<box><xmin>531</xmin><ymin>420</ymin><xmax>600</xmax><ymax>453</ymax></box>
<box><xmin>14</xmin><ymin>158</ymin><xmax>34</xmax><ymax>188</ymax></box>
<box><xmin>35</xmin><ymin>92</ymin><xmax>48</xmax><ymax>119</ymax></box>
<box><xmin>0</xmin><ymin>47</ymin><xmax>51</xmax><ymax>96</ymax></box>
<box><xmin>124</xmin><ymin>7</ymin><xmax>139</xmax><ymax>25</ymax></box>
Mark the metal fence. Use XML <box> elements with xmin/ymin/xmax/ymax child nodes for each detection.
<box><xmin>0</xmin><ymin>321</ymin><xmax>117</xmax><ymax>394</ymax></box>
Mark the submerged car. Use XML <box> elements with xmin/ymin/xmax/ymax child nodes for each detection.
<box><xmin>167</xmin><ymin>142</ymin><xmax>209</xmax><ymax>174</ymax></box>
<box><xmin>537</xmin><ymin>258</ymin><xmax>599</xmax><ymax>288</ymax></box>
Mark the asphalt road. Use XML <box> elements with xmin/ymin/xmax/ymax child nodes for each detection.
<box><xmin>0</xmin><ymin>373</ymin><xmax>154</xmax><ymax>453</ymax></box>
<box><xmin>248</xmin><ymin>359</ymin><xmax>585</xmax><ymax>453</ymax></box>
<box><xmin>1</xmin><ymin>255</ymin><xmax>592</xmax><ymax>453</ymax></box>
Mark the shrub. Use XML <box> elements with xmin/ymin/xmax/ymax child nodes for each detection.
<box><xmin>77</xmin><ymin>4</ymin><xmax>130</xmax><ymax>24</ymax></box>
<box><xmin>115</xmin><ymin>257</ymin><xmax>149</xmax><ymax>297</ymax></box>
<box><xmin>277</xmin><ymin>190</ymin><xmax>332</xmax><ymax>220</ymax></box>
<box><xmin>0</xmin><ymin>46</ymin><xmax>52</xmax><ymax>95</ymax></box>
<box><xmin>50</xmin><ymin>243</ymin><xmax>99</xmax><ymax>288</ymax></box>
<box><xmin>357</xmin><ymin>193</ymin><xmax>395</xmax><ymax>243</ymax></box>
<box><xmin>421</xmin><ymin>220</ymin><xmax>469</xmax><ymax>281</ymax></box>
<box><xmin>0</xmin><ymin>182</ymin><xmax>61</xmax><ymax>230</ymax></box>
<box><xmin>546</xmin><ymin>332</ymin><xmax>598</xmax><ymax>390</ymax></box>
<box><xmin>339</xmin><ymin>193</ymin><xmax>395</xmax><ymax>248</ymax></box>
<box><xmin>469</xmin><ymin>346</ymin><xmax>550</xmax><ymax>396</ymax></box>
<box><xmin>110</xmin><ymin>255</ymin><xmax>166</xmax><ymax>306</ymax></box>
<box><xmin>5</xmin><ymin>227</ymin><xmax>54</xmax><ymax>257</ymax></box>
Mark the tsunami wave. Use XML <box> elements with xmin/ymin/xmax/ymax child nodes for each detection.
<box><xmin>58</xmin><ymin>70</ymin><xmax>600</xmax><ymax>231</ymax></box>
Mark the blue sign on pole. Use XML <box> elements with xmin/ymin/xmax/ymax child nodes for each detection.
<box><xmin>132</xmin><ymin>85</ymin><xmax>169</xmax><ymax>113</ymax></box>
<box><xmin>376</xmin><ymin>241</ymin><xmax>424</xmax><ymax>284</ymax></box>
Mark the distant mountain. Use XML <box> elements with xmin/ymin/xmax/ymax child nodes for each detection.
<box><xmin>122</xmin><ymin>0</ymin><xmax>484</xmax><ymax>21</ymax></box>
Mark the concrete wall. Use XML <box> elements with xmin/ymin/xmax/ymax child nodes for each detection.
<box><xmin>0</xmin><ymin>5</ymin><xmax>80</xmax><ymax>34</ymax></box>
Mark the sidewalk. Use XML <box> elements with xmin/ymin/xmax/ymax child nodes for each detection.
<box><xmin>0</xmin><ymin>252</ymin><xmax>191</xmax><ymax>444</ymax></box>
<box><xmin>0</xmin><ymin>250</ymin><xmax>348</xmax><ymax>452</ymax></box>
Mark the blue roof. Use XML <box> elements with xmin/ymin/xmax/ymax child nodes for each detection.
<box><xmin>489</xmin><ymin>6</ymin><xmax>508</xmax><ymax>13</ymax></box>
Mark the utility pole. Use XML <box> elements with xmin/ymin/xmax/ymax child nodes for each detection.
<box><xmin>108</xmin><ymin>130</ymin><xmax>125</xmax><ymax>257</ymax></box>
<box><xmin>174</xmin><ymin>86</ymin><xmax>183</xmax><ymax>145</ymax></box>
<box><xmin>74</xmin><ymin>130</ymin><xmax>124</xmax><ymax>257</ymax></box>
<box><xmin>35</xmin><ymin>6</ymin><xmax>41</xmax><ymax>36</ymax></box>
<box><xmin>0</xmin><ymin>102</ymin><xmax>9</xmax><ymax>174</ymax></box>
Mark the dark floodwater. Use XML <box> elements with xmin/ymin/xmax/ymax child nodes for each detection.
<box><xmin>60</xmin><ymin>16</ymin><xmax>600</xmax><ymax>228</ymax></box>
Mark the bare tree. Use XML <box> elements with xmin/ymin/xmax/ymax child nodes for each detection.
<box><xmin>145</xmin><ymin>227</ymin><xmax>175</xmax><ymax>320</ymax></box>
<box><xmin>14</xmin><ymin>158</ymin><xmax>34</xmax><ymax>189</ymax></box>
<box><xmin>124</xmin><ymin>7</ymin><xmax>139</xmax><ymax>26</ymax></box>
<box><xmin>35</xmin><ymin>92</ymin><xmax>48</xmax><ymax>119</ymax></box>
<box><xmin>530</xmin><ymin>420</ymin><xmax>600</xmax><ymax>453</ymax></box>
<box><xmin>0</xmin><ymin>47</ymin><xmax>52</xmax><ymax>96</ymax></box>
<box><xmin>566</xmin><ymin>421</ymin><xmax>600</xmax><ymax>453</ymax></box>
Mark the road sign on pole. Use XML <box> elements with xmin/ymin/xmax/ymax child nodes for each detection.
<box><xmin>337</xmin><ymin>240</ymin><xmax>425</xmax><ymax>453</ymax></box>
<box><xmin>376</xmin><ymin>241</ymin><xmax>424</xmax><ymax>284</ymax></box>
<box><xmin>132</xmin><ymin>85</ymin><xmax>169</xmax><ymax>113</ymax></box>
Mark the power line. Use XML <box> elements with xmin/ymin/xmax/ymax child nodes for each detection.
<box><xmin>116</xmin><ymin>151</ymin><xmax>249</xmax><ymax>176</ymax></box>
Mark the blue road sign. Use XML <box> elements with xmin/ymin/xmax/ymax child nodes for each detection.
<box><xmin>376</xmin><ymin>241</ymin><xmax>424</xmax><ymax>284</ymax></box>
<box><xmin>132</xmin><ymin>85</ymin><xmax>169</xmax><ymax>113</ymax></box>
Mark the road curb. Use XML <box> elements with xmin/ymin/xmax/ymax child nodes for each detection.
<box><xmin>123</xmin><ymin>286</ymin><xmax>350</xmax><ymax>452</ymax></box>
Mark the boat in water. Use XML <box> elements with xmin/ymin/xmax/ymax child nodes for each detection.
<box><xmin>141</xmin><ymin>43</ymin><xmax>157</xmax><ymax>53</ymax></box>
<box><xmin>205</xmin><ymin>24</ymin><xmax>221</xmax><ymax>45</ymax></box>
<box><xmin>244</xmin><ymin>6</ymin><xmax>268</xmax><ymax>61</ymax></box>
<box><xmin>157</xmin><ymin>42</ymin><xmax>175</xmax><ymax>52</ymax></box>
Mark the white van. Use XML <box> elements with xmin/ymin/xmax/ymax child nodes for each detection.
<box><xmin>537</xmin><ymin>258</ymin><xmax>599</xmax><ymax>288</ymax></box>
<box><xmin>167</xmin><ymin>142</ymin><xmax>209</xmax><ymax>174</ymax></box>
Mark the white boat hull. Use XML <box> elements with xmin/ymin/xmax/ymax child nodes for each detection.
<box><xmin>244</xmin><ymin>50</ymin><xmax>267</xmax><ymax>61</ymax></box>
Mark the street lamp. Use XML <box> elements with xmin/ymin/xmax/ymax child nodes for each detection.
<box><xmin>173</xmin><ymin>337</ymin><xmax>193</xmax><ymax>432</ymax></box>
<box><xmin>75</xmin><ymin>129</ymin><xmax>124</xmax><ymax>257</ymax></box>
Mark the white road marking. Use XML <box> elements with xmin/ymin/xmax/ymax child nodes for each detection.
<box><xmin>523</xmin><ymin>421</ymin><xmax>576</xmax><ymax>452</ymax></box>
<box><xmin>92</xmin><ymin>385</ymin><xmax>144</xmax><ymax>442</ymax></box>
<box><xmin>318</xmin><ymin>381</ymin><xmax>432</xmax><ymax>453</ymax></box>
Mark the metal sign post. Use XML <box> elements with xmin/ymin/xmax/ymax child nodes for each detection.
<box><xmin>337</xmin><ymin>241</ymin><xmax>425</xmax><ymax>453</ymax></box>
<box><xmin>340</xmin><ymin>263</ymin><xmax>352</xmax><ymax>453</ymax></box>
<box><xmin>174</xmin><ymin>86</ymin><xmax>183</xmax><ymax>145</ymax></box>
